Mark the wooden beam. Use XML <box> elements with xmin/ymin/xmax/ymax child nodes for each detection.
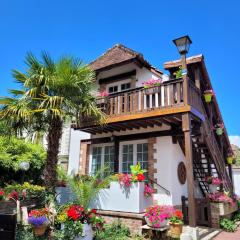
<box><xmin>114</xmin><ymin>137</ymin><xmax>119</xmax><ymax>173</ymax></box>
<box><xmin>182</xmin><ymin>113</ymin><xmax>197</xmax><ymax>227</ymax></box>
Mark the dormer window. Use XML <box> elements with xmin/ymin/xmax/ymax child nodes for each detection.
<box><xmin>109</xmin><ymin>85</ymin><xmax>118</xmax><ymax>94</ymax></box>
<box><xmin>121</xmin><ymin>82</ymin><xmax>131</xmax><ymax>91</ymax></box>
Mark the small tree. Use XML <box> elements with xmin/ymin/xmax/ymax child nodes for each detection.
<box><xmin>0</xmin><ymin>53</ymin><xmax>104</xmax><ymax>190</ymax></box>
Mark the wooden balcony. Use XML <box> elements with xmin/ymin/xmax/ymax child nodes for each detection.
<box><xmin>79</xmin><ymin>78</ymin><xmax>206</xmax><ymax>133</ymax></box>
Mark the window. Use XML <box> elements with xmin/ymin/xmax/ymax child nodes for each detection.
<box><xmin>122</xmin><ymin>144</ymin><xmax>134</xmax><ymax>174</ymax></box>
<box><xmin>91</xmin><ymin>145</ymin><xmax>115</xmax><ymax>175</ymax></box>
<box><xmin>137</xmin><ymin>143</ymin><xmax>148</xmax><ymax>179</ymax></box>
<box><xmin>104</xmin><ymin>146</ymin><xmax>115</xmax><ymax>174</ymax></box>
<box><xmin>120</xmin><ymin>141</ymin><xmax>148</xmax><ymax>177</ymax></box>
<box><xmin>91</xmin><ymin>147</ymin><xmax>102</xmax><ymax>175</ymax></box>
<box><xmin>108</xmin><ymin>85</ymin><xmax>118</xmax><ymax>94</ymax></box>
<box><xmin>121</xmin><ymin>82</ymin><xmax>131</xmax><ymax>91</ymax></box>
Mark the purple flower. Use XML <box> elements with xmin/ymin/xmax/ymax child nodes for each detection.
<box><xmin>28</xmin><ymin>216</ymin><xmax>48</xmax><ymax>226</ymax></box>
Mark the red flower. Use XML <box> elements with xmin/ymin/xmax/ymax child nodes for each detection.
<box><xmin>0</xmin><ymin>190</ymin><xmax>4</xmax><ymax>196</ymax></box>
<box><xmin>67</xmin><ymin>205</ymin><xmax>84</xmax><ymax>221</ymax></box>
<box><xmin>8</xmin><ymin>191</ymin><xmax>18</xmax><ymax>200</ymax></box>
<box><xmin>137</xmin><ymin>173</ymin><xmax>145</xmax><ymax>181</ymax></box>
<box><xmin>174</xmin><ymin>210</ymin><xmax>183</xmax><ymax>220</ymax></box>
<box><xmin>91</xmin><ymin>209</ymin><xmax>97</xmax><ymax>214</ymax></box>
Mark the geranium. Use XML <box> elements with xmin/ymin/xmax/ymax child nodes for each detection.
<box><xmin>97</xmin><ymin>90</ymin><xmax>109</xmax><ymax>98</ymax></box>
<box><xmin>205</xmin><ymin>176</ymin><xmax>222</xmax><ymax>185</ymax></box>
<box><xmin>144</xmin><ymin>184</ymin><xmax>154</xmax><ymax>197</ymax></box>
<box><xmin>0</xmin><ymin>190</ymin><xmax>4</xmax><ymax>200</ymax></box>
<box><xmin>142</xmin><ymin>78</ymin><xmax>162</xmax><ymax>89</ymax></box>
<box><xmin>136</xmin><ymin>173</ymin><xmax>145</xmax><ymax>181</ymax></box>
<box><xmin>169</xmin><ymin>209</ymin><xmax>184</xmax><ymax>224</ymax></box>
<box><xmin>8</xmin><ymin>190</ymin><xmax>18</xmax><ymax>200</ymax></box>
<box><xmin>29</xmin><ymin>208</ymin><xmax>49</xmax><ymax>217</ymax></box>
<box><xmin>208</xmin><ymin>192</ymin><xmax>235</xmax><ymax>206</ymax></box>
<box><xmin>145</xmin><ymin>205</ymin><xmax>174</xmax><ymax>228</ymax></box>
<box><xmin>118</xmin><ymin>174</ymin><xmax>132</xmax><ymax>188</ymax></box>
<box><xmin>67</xmin><ymin>205</ymin><xmax>84</xmax><ymax>221</ymax></box>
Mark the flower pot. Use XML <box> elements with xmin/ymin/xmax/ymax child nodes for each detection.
<box><xmin>169</xmin><ymin>222</ymin><xmax>183</xmax><ymax>237</ymax></box>
<box><xmin>209</xmin><ymin>184</ymin><xmax>218</xmax><ymax>193</ymax></box>
<box><xmin>216</xmin><ymin>128</ymin><xmax>223</xmax><ymax>136</ymax></box>
<box><xmin>227</xmin><ymin>157</ymin><xmax>233</xmax><ymax>165</ymax></box>
<box><xmin>145</xmin><ymin>216</ymin><xmax>168</xmax><ymax>228</ymax></box>
<box><xmin>75</xmin><ymin>224</ymin><xmax>93</xmax><ymax>240</ymax></box>
<box><xmin>144</xmin><ymin>86</ymin><xmax>161</xmax><ymax>95</ymax></box>
<box><xmin>204</xmin><ymin>93</ymin><xmax>212</xmax><ymax>103</ymax></box>
<box><xmin>33</xmin><ymin>224</ymin><xmax>47</xmax><ymax>236</ymax></box>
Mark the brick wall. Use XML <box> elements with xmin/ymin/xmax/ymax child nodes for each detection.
<box><xmin>148</xmin><ymin>137</ymin><xmax>157</xmax><ymax>181</ymax></box>
<box><xmin>79</xmin><ymin>142</ymin><xmax>90</xmax><ymax>174</ymax></box>
<box><xmin>98</xmin><ymin>210</ymin><xmax>145</xmax><ymax>234</ymax></box>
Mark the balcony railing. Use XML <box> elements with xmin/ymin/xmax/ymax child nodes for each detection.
<box><xmin>97</xmin><ymin>79</ymin><xmax>184</xmax><ymax>117</ymax></box>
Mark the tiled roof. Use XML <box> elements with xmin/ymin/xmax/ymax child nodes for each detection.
<box><xmin>89</xmin><ymin>44</ymin><xmax>162</xmax><ymax>75</ymax></box>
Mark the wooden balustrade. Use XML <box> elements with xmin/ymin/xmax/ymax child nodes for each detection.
<box><xmin>104</xmin><ymin>79</ymin><xmax>184</xmax><ymax>116</ymax></box>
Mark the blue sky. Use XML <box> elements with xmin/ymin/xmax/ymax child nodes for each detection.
<box><xmin>0</xmin><ymin>0</ymin><xmax>240</xmax><ymax>137</ymax></box>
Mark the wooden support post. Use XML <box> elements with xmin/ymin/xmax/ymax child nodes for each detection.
<box><xmin>182</xmin><ymin>113</ymin><xmax>197</xmax><ymax>227</ymax></box>
<box><xmin>228</xmin><ymin>164</ymin><xmax>233</xmax><ymax>186</ymax></box>
<box><xmin>114</xmin><ymin>137</ymin><xmax>119</xmax><ymax>173</ymax></box>
<box><xmin>181</xmin><ymin>54</ymin><xmax>189</xmax><ymax>105</ymax></box>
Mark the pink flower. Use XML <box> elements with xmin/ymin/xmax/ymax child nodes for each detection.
<box><xmin>142</xmin><ymin>78</ymin><xmax>162</xmax><ymax>89</ymax></box>
<box><xmin>144</xmin><ymin>184</ymin><xmax>154</xmax><ymax>197</ymax></box>
<box><xmin>97</xmin><ymin>90</ymin><xmax>109</xmax><ymax>97</ymax></box>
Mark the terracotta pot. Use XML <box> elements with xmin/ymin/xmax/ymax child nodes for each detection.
<box><xmin>33</xmin><ymin>224</ymin><xmax>47</xmax><ymax>236</ymax></box>
<box><xmin>169</xmin><ymin>222</ymin><xmax>183</xmax><ymax>237</ymax></box>
<box><xmin>204</xmin><ymin>93</ymin><xmax>212</xmax><ymax>103</ymax></box>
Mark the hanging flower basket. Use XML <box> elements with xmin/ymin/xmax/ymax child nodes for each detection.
<box><xmin>214</xmin><ymin>123</ymin><xmax>224</xmax><ymax>136</ymax></box>
<box><xmin>203</xmin><ymin>90</ymin><xmax>214</xmax><ymax>103</ymax></box>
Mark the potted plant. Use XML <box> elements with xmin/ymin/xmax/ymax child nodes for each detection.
<box><xmin>56</xmin><ymin>205</ymin><xmax>104</xmax><ymax>240</ymax></box>
<box><xmin>203</xmin><ymin>90</ymin><xmax>214</xmax><ymax>103</ymax></box>
<box><xmin>205</xmin><ymin>176</ymin><xmax>222</xmax><ymax>193</ymax></box>
<box><xmin>96</xmin><ymin>90</ymin><xmax>109</xmax><ymax>104</ymax></box>
<box><xmin>0</xmin><ymin>189</ymin><xmax>4</xmax><ymax>201</ymax></box>
<box><xmin>169</xmin><ymin>209</ymin><xmax>184</xmax><ymax>237</ymax></box>
<box><xmin>144</xmin><ymin>205</ymin><xmax>174</xmax><ymax>228</ymax></box>
<box><xmin>215</xmin><ymin>123</ymin><xmax>224</xmax><ymax>136</ymax></box>
<box><xmin>173</xmin><ymin>66</ymin><xmax>183</xmax><ymax>79</ymax></box>
<box><xmin>142</xmin><ymin>78</ymin><xmax>162</xmax><ymax>94</ymax></box>
<box><xmin>28</xmin><ymin>208</ymin><xmax>49</xmax><ymax>236</ymax></box>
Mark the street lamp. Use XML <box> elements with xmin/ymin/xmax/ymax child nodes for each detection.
<box><xmin>173</xmin><ymin>35</ymin><xmax>192</xmax><ymax>55</ymax></box>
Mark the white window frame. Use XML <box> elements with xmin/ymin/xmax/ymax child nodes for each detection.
<box><xmin>119</xmin><ymin>139</ymin><xmax>148</xmax><ymax>173</ymax></box>
<box><xmin>89</xmin><ymin>143</ymin><xmax>114</xmax><ymax>175</ymax></box>
<box><xmin>106</xmin><ymin>79</ymin><xmax>132</xmax><ymax>94</ymax></box>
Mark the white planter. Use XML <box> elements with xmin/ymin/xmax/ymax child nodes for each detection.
<box><xmin>74</xmin><ymin>224</ymin><xmax>93</xmax><ymax>240</ymax></box>
<box><xmin>145</xmin><ymin>216</ymin><xmax>168</xmax><ymax>228</ymax></box>
<box><xmin>209</xmin><ymin>184</ymin><xmax>218</xmax><ymax>193</ymax></box>
<box><xmin>90</xmin><ymin>182</ymin><xmax>153</xmax><ymax>213</ymax></box>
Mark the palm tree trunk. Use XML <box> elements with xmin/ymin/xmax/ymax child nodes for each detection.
<box><xmin>44</xmin><ymin>117</ymin><xmax>63</xmax><ymax>189</ymax></box>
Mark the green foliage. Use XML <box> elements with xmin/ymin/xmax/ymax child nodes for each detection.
<box><xmin>219</xmin><ymin>218</ymin><xmax>237</xmax><ymax>232</ymax></box>
<box><xmin>0</xmin><ymin>136</ymin><xmax>46</xmax><ymax>185</ymax></box>
<box><xmin>68</xmin><ymin>170</ymin><xmax>114</xmax><ymax>209</ymax></box>
<box><xmin>233</xmin><ymin>212</ymin><xmax>240</xmax><ymax>222</ymax></box>
<box><xmin>16</xmin><ymin>225</ymin><xmax>47</xmax><ymax>240</ymax></box>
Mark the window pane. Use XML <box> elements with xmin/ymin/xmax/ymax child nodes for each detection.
<box><xmin>103</xmin><ymin>146</ymin><xmax>115</xmax><ymax>174</ymax></box>
<box><xmin>143</xmin><ymin>143</ymin><xmax>148</xmax><ymax>152</ymax></box>
<box><xmin>136</xmin><ymin>143</ymin><xmax>148</xmax><ymax>179</ymax></box>
<box><xmin>91</xmin><ymin>147</ymin><xmax>102</xmax><ymax>175</ymax></box>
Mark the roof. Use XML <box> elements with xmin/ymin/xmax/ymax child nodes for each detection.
<box><xmin>89</xmin><ymin>44</ymin><xmax>163</xmax><ymax>75</ymax></box>
<box><xmin>164</xmin><ymin>54</ymin><xmax>203</xmax><ymax>69</ymax></box>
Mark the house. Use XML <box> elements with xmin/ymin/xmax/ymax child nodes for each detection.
<box><xmin>74</xmin><ymin>43</ymin><xmax>235</xmax><ymax>231</ymax></box>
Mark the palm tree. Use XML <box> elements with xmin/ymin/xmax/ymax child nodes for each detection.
<box><xmin>0</xmin><ymin>52</ymin><xmax>104</xmax><ymax>189</ymax></box>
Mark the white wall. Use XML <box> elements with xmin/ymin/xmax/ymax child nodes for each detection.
<box><xmin>233</xmin><ymin>168</ymin><xmax>240</xmax><ymax>196</ymax></box>
<box><xmin>68</xmin><ymin>130</ymin><xmax>90</xmax><ymax>175</ymax></box>
<box><xmin>154</xmin><ymin>136</ymin><xmax>188</xmax><ymax>206</ymax></box>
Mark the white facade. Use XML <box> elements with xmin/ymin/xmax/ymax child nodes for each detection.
<box><xmin>233</xmin><ymin>167</ymin><xmax>240</xmax><ymax>196</ymax></box>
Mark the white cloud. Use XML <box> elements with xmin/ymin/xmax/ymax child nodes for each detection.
<box><xmin>229</xmin><ymin>136</ymin><xmax>240</xmax><ymax>148</ymax></box>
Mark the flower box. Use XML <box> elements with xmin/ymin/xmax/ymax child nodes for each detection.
<box><xmin>210</xmin><ymin>202</ymin><xmax>238</xmax><ymax>216</ymax></box>
<box><xmin>90</xmin><ymin>182</ymin><xmax>153</xmax><ymax>213</ymax></box>
<box><xmin>144</xmin><ymin>86</ymin><xmax>161</xmax><ymax>95</ymax></box>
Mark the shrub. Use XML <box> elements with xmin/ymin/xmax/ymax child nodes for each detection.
<box><xmin>219</xmin><ymin>218</ymin><xmax>237</xmax><ymax>232</ymax></box>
